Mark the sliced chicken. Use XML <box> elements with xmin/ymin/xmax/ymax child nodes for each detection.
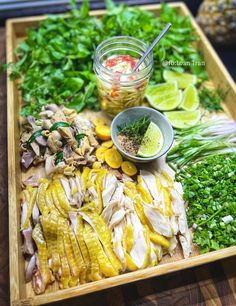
<box><xmin>168</xmin><ymin>236</ymin><xmax>178</xmax><ymax>256</ymax></box>
<box><xmin>111</xmin><ymin>182</ymin><xmax>124</xmax><ymax>202</ymax></box>
<box><xmin>102</xmin><ymin>174</ymin><xmax>117</xmax><ymax>207</ymax></box>
<box><xmin>129</xmin><ymin>212</ymin><xmax>148</xmax><ymax>269</ymax></box>
<box><xmin>21</xmin><ymin>201</ymin><xmax>35</xmax><ymax>255</ymax></box>
<box><xmin>60</xmin><ymin>178</ymin><xmax>71</xmax><ymax>202</ymax></box>
<box><xmin>101</xmin><ymin>200</ymin><xmax>118</xmax><ymax>224</ymax></box>
<box><xmin>23</xmin><ymin>175</ymin><xmax>39</xmax><ymax>187</ymax></box>
<box><xmin>109</xmin><ymin>208</ymin><xmax>126</xmax><ymax>230</ymax></box>
<box><xmin>179</xmin><ymin>231</ymin><xmax>192</xmax><ymax>259</ymax></box>
<box><xmin>140</xmin><ymin>170</ymin><xmax>160</xmax><ymax>201</ymax></box>
<box><xmin>171</xmin><ymin>189</ymin><xmax>191</xmax><ymax>258</ymax></box>
<box><xmin>143</xmin><ymin>203</ymin><xmax>173</xmax><ymax>237</ymax></box>
<box><xmin>32</xmin><ymin>202</ymin><xmax>40</xmax><ymax>225</ymax></box>
<box><xmin>25</xmin><ymin>254</ymin><xmax>37</xmax><ymax>282</ymax></box>
<box><xmin>112</xmin><ymin>221</ymin><xmax>126</xmax><ymax>267</ymax></box>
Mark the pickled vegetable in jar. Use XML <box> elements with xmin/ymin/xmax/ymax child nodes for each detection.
<box><xmin>93</xmin><ymin>36</ymin><xmax>153</xmax><ymax>116</ymax></box>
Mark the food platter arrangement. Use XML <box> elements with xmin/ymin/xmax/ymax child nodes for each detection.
<box><xmin>5</xmin><ymin>0</ymin><xmax>236</xmax><ymax>305</ymax></box>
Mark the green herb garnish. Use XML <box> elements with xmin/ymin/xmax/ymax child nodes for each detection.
<box><xmin>199</xmin><ymin>88</ymin><xmax>227</xmax><ymax>112</ymax></box>
<box><xmin>55</xmin><ymin>151</ymin><xmax>63</xmax><ymax>165</ymax></box>
<box><xmin>50</xmin><ymin>121</ymin><xmax>70</xmax><ymax>132</ymax></box>
<box><xmin>26</xmin><ymin>129</ymin><xmax>42</xmax><ymax>146</ymax></box>
<box><xmin>176</xmin><ymin>154</ymin><xmax>236</xmax><ymax>253</ymax></box>
<box><xmin>117</xmin><ymin>115</ymin><xmax>151</xmax><ymax>145</ymax></box>
<box><xmin>75</xmin><ymin>133</ymin><xmax>86</xmax><ymax>145</ymax></box>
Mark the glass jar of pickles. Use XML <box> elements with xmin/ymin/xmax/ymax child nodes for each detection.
<box><xmin>93</xmin><ymin>36</ymin><xmax>153</xmax><ymax>116</ymax></box>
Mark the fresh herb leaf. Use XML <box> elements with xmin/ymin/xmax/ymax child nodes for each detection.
<box><xmin>117</xmin><ymin>115</ymin><xmax>151</xmax><ymax>145</ymax></box>
<box><xmin>55</xmin><ymin>151</ymin><xmax>64</xmax><ymax>165</ymax></box>
<box><xmin>50</xmin><ymin>121</ymin><xmax>70</xmax><ymax>131</ymax></box>
<box><xmin>26</xmin><ymin>129</ymin><xmax>42</xmax><ymax>146</ymax></box>
<box><xmin>75</xmin><ymin>133</ymin><xmax>86</xmax><ymax>145</ymax></box>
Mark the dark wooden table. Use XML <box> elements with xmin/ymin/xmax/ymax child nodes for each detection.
<box><xmin>0</xmin><ymin>28</ymin><xmax>235</xmax><ymax>306</ymax></box>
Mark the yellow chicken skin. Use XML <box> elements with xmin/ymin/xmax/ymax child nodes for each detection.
<box><xmin>76</xmin><ymin>216</ymin><xmax>91</xmax><ymax>282</ymax></box>
<box><xmin>83</xmin><ymin>222</ymin><xmax>118</xmax><ymax>278</ymax></box>
<box><xmin>83</xmin><ymin>222</ymin><xmax>102</xmax><ymax>281</ymax></box>
<box><xmin>48</xmin><ymin>211</ymin><xmax>61</xmax><ymax>273</ymax></box>
<box><xmin>32</xmin><ymin>224</ymin><xmax>54</xmax><ymax>294</ymax></box>
<box><xmin>57</xmin><ymin>217</ymin><xmax>71</xmax><ymax>289</ymax></box>
<box><xmin>80</xmin><ymin>204</ymin><xmax>122</xmax><ymax>272</ymax></box>
<box><xmin>21</xmin><ymin>159</ymin><xmax>190</xmax><ymax>294</ymax></box>
<box><xmin>21</xmin><ymin>187</ymin><xmax>37</xmax><ymax>230</ymax></box>
<box><xmin>68</xmin><ymin>226</ymin><xmax>87</xmax><ymax>284</ymax></box>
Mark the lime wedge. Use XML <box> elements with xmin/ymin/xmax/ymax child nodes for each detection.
<box><xmin>163</xmin><ymin>70</ymin><xmax>197</xmax><ymax>89</ymax></box>
<box><xmin>146</xmin><ymin>90</ymin><xmax>182</xmax><ymax>111</ymax></box>
<box><xmin>180</xmin><ymin>84</ymin><xmax>199</xmax><ymax>111</ymax></box>
<box><xmin>146</xmin><ymin>81</ymin><xmax>178</xmax><ymax>96</ymax></box>
<box><xmin>164</xmin><ymin>110</ymin><xmax>201</xmax><ymax>129</ymax></box>
<box><xmin>137</xmin><ymin>122</ymin><xmax>163</xmax><ymax>157</ymax></box>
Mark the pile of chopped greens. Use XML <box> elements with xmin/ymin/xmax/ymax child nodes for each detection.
<box><xmin>4</xmin><ymin>0</ymin><xmax>207</xmax><ymax>117</ymax></box>
<box><xmin>176</xmin><ymin>154</ymin><xmax>236</xmax><ymax>253</ymax></box>
<box><xmin>199</xmin><ymin>88</ymin><xmax>225</xmax><ymax>112</ymax></box>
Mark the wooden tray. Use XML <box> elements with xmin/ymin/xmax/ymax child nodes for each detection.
<box><xmin>7</xmin><ymin>2</ymin><xmax>236</xmax><ymax>305</ymax></box>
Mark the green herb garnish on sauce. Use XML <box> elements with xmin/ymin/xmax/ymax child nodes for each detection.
<box><xmin>117</xmin><ymin>115</ymin><xmax>151</xmax><ymax>145</ymax></box>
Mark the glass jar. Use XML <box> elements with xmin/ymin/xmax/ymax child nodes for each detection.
<box><xmin>93</xmin><ymin>36</ymin><xmax>153</xmax><ymax>116</ymax></box>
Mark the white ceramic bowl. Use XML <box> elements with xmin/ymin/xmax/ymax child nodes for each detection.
<box><xmin>111</xmin><ymin>106</ymin><xmax>174</xmax><ymax>163</ymax></box>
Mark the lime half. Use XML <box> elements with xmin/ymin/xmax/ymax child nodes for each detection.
<box><xmin>147</xmin><ymin>90</ymin><xmax>182</xmax><ymax>111</ymax></box>
<box><xmin>164</xmin><ymin>110</ymin><xmax>201</xmax><ymax>129</ymax></box>
<box><xmin>163</xmin><ymin>70</ymin><xmax>197</xmax><ymax>89</ymax></box>
<box><xmin>180</xmin><ymin>84</ymin><xmax>199</xmax><ymax>111</ymax></box>
<box><xmin>137</xmin><ymin>122</ymin><xmax>163</xmax><ymax>157</ymax></box>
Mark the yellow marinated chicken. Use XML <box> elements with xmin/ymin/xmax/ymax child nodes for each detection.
<box><xmin>32</xmin><ymin>224</ymin><xmax>54</xmax><ymax>294</ymax></box>
<box><xmin>21</xmin><ymin>155</ymin><xmax>191</xmax><ymax>295</ymax></box>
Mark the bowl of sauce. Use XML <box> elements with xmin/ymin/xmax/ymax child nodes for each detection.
<box><xmin>111</xmin><ymin>106</ymin><xmax>174</xmax><ymax>163</ymax></box>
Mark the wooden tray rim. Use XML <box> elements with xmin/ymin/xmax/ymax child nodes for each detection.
<box><xmin>7</xmin><ymin>2</ymin><xmax>236</xmax><ymax>305</ymax></box>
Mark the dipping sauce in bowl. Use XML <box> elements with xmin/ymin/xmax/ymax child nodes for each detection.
<box><xmin>117</xmin><ymin>115</ymin><xmax>164</xmax><ymax>158</ymax></box>
<box><xmin>111</xmin><ymin>107</ymin><xmax>174</xmax><ymax>163</ymax></box>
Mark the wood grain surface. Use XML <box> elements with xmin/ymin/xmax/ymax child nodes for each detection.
<box><xmin>0</xmin><ymin>28</ymin><xmax>10</xmax><ymax>306</ymax></box>
<box><xmin>0</xmin><ymin>25</ymin><xmax>236</xmax><ymax>306</ymax></box>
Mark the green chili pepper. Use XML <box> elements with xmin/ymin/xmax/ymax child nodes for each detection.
<box><xmin>50</xmin><ymin>121</ymin><xmax>70</xmax><ymax>132</ymax></box>
<box><xmin>27</xmin><ymin>130</ymin><xmax>42</xmax><ymax>146</ymax></box>
<box><xmin>75</xmin><ymin>133</ymin><xmax>86</xmax><ymax>145</ymax></box>
<box><xmin>55</xmin><ymin>151</ymin><xmax>63</xmax><ymax>165</ymax></box>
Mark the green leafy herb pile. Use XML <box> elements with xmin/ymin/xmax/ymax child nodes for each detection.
<box><xmin>117</xmin><ymin>115</ymin><xmax>150</xmax><ymax>145</ymax></box>
<box><xmin>5</xmin><ymin>0</ymin><xmax>207</xmax><ymax>117</ymax></box>
<box><xmin>103</xmin><ymin>0</ymin><xmax>207</xmax><ymax>83</ymax></box>
<box><xmin>176</xmin><ymin>154</ymin><xmax>236</xmax><ymax>253</ymax></box>
<box><xmin>7</xmin><ymin>0</ymin><xmax>101</xmax><ymax>116</ymax></box>
<box><xmin>199</xmin><ymin>88</ymin><xmax>225</xmax><ymax>112</ymax></box>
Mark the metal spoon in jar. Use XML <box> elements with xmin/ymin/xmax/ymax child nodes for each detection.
<box><xmin>133</xmin><ymin>22</ymin><xmax>172</xmax><ymax>71</ymax></box>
